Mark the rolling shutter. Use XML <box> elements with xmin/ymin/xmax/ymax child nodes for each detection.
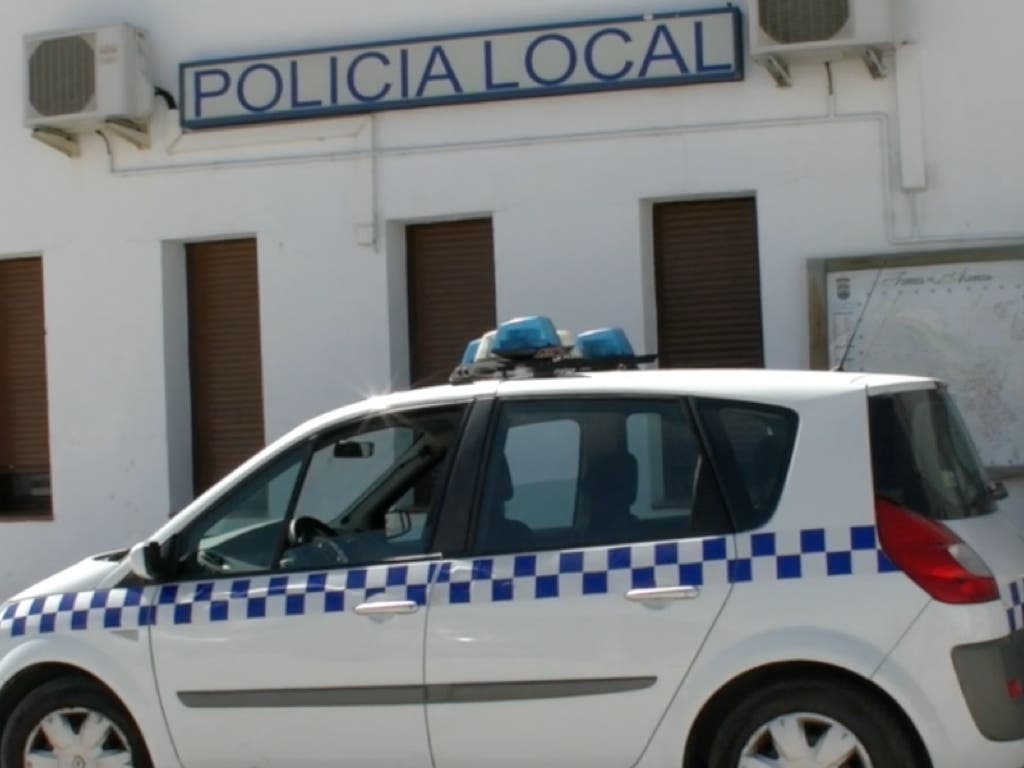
<box><xmin>187</xmin><ymin>239</ymin><xmax>265</xmax><ymax>494</ymax></box>
<box><xmin>653</xmin><ymin>198</ymin><xmax>764</xmax><ymax>368</ymax></box>
<box><xmin>407</xmin><ymin>219</ymin><xmax>497</xmax><ymax>387</ymax></box>
<box><xmin>0</xmin><ymin>257</ymin><xmax>50</xmax><ymax>514</ymax></box>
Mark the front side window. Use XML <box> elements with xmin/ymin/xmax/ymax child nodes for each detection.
<box><xmin>474</xmin><ymin>398</ymin><xmax>730</xmax><ymax>555</ymax></box>
<box><xmin>177</xmin><ymin>405</ymin><xmax>466</xmax><ymax>578</ymax></box>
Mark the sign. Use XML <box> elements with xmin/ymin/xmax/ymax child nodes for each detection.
<box><xmin>179</xmin><ymin>8</ymin><xmax>743</xmax><ymax>129</ymax></box>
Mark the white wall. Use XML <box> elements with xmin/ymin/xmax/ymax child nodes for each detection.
<box><xmin>0</xmin><ymin>0</ymin><xmax>1022</xmax><ymax>594</ymax></box>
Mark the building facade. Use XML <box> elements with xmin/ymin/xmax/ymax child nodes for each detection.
<box><xmin>0</xmin><ymin>0</ymin><xmax>1022</xmax><ymax>596</ymax></box>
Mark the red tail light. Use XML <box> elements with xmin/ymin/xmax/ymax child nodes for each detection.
<box><xmin>876</xmin><ymin>497</ymin><xmax>999</xmax><ymax>604</ymax></box>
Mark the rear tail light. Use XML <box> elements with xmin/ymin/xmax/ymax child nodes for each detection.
<box><xmin>876</xmin><ymin>497</ymin><xmax>999</xmax><ymax>604</ymax></box>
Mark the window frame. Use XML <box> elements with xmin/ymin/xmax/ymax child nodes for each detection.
<box><xmin>0</xmin><ymin>255</ymin><xmax>52</xmax><ymax>520</ymax></box>
<box><xmin>164</xmin><ymin>401</ymin><xmax>474</xmax><ymax>583</ymax></box>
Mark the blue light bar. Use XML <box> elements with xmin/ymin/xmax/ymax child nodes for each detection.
<box><xmin>491</xmin><ymin>316</ymin><xmax>561</xmax><ymax>359</ymax></box>
<box><xmin>576</xmin><ymin>327</ymin><xmax>634</xmax><ymax>358</ymax></box>
<box><xmin>460</xmin><ymin>338</ymin><xmax>481</xmax><ymax>365</ymax></box>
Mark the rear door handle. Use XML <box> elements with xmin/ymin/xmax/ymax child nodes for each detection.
<box><xmin>354</xmin><ymin>600</ymin><xmax>419</xmax><ymax>616</ymax></box>
<box><xmin>626</xmin><ymin>586</ymin><xmax>700</xmax><ymax>602</ymax></box>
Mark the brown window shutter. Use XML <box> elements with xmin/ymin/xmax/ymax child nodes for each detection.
<box><xmin>0</xmin><ymin>257</ymin><xmax>50</xmax><ymax>473</ymax></box>
<box><xmin>187</xmin><ymin>239</ymin><xmax>265</xmax><ymax>494</ymax></box>
<box><xmin>407</xmin><ymin>219</ymin><xmax>497</xmax><ymax>387</ymax></box>
<box><xmin>654</xmin><ymin>198</ymin><xmax>764</xmax><ymax>368</ymax></box>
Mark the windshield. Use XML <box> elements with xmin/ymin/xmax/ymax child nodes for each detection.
<box><xmin>869</xmin><ymin>387</ymin><xmax>996</xmax><ymax>520</ymax></box>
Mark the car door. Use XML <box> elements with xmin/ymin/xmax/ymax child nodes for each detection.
<box><xmin>424</xmin><ymin>396</ymin><xmax>737</xmax><ymax>768</ymax></box>
<box><xmin>149</xmin><ymin>403</ymin><xmax>467</xmax><ymax>768</ymax></box>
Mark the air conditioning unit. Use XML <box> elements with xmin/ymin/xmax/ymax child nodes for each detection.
<box><xmin>24</xmin><ymin>24</ymin><xmax>154</xmax><ymax>154</ymax></box>
<box><xmin>749</xmin><ymin>0</ymin><xmax>895</xmax><ymax>86</ymax></box>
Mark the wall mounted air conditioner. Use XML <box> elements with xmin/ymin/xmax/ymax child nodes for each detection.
<box><xmin>24</xmin><ymin>24</ymin><xmax>154</xmax><ymax>155</ymax></box>
<box><xmin>749</xmin><ymin>0</ymin><xmax>895</xmax><ymax>86</ymax></box>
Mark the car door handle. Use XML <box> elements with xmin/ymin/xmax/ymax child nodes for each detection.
<box><xmin>354</xmin><ymin>600</ymin><xmax>419</xmax><ymax>616</ymax></box>
<box><xmin>625</xmin><ymin>586</ymin><xmax>700</xmax><ymax>601</ymax></box>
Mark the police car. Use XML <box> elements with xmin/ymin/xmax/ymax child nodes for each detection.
<box><xmin>0</xmin><ymin>315</ymin><xmax>1022</xmax><ymax>768</ymax></box>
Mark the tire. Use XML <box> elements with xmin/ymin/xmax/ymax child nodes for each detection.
<box><xmin>705</xmin><ymin>676</ymin><xmax>921</xmax><ymax>768</ymax></box>
<box><xmin>0</xmin><ymin>676</ymin><xmax>152</xmax><ymax>768</ymax></box>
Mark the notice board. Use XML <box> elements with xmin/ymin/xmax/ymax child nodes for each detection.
<box><xmin>808</xmin><ymin>247</ymin><xmax>1024</xmax><ymax>475</ymax></box>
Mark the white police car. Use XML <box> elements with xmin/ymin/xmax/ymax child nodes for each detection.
<box><xmin>0</xmin><ymin>316</ymin><xmax>1022</xmax><ymax>768</ymax></box>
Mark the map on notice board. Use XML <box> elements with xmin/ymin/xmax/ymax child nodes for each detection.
<box><xmin>827</xmin><ymin>259</ymin><xmax>1024</xmax><ymax>471</ymax></box>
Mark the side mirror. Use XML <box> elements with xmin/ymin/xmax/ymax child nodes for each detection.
<box><xmin>384</xmin><ymin>509</ymin><xmax>413</xmax><ymax>539</ymax></box>
<box><xmin>127</xmin><ymin>540</ymin><xmax>174</xmax><ymax>581</ymax></box>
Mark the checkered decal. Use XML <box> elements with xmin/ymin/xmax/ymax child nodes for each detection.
<box><xmin>0</xmin><ymin>587</ymin><xmax>149</xmax><ymax>638</ymax></box>
<box><xmin>1005</xmin><ymin>579</ymin><xmax>1024</xmax><ymax>633</ymax></box>
<box><xmin>0</xmin><ymin>526</ymin><xmax>897</xmax><ymax>637</ymax></box>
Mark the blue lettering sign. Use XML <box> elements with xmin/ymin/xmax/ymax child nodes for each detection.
<box><xmin>348</xmin><ymin>51</ymin><xmax>392</xmax><ymax>102</ymax></box>
<box><xmin>695</xmin><ymin>21</ymin><xmax>733</xmax><ymax>73</ymax></box>
<box><xmin>399</xmin><ymin>48</ymin><xmax>410</xmax><ymax>99</ymax></box>
<box><xmin>179</xmin><ymin>9</ymin><xmax>742</xmax><ymax>129</ymax></box>
<box><xmin>329</xmin><ymin>55</ymin><xmax>340</xmax><ymax>105</ymax></box>
<box><xmin>484</xmin><ymin>40</ymin><xmax>519</xmax><ymax>91</ymax></box>
<box><xmin>290</xmin><ymin>61</ymin><xmax>323</xmax><ymax>109</ymax></box>
<box><xmin>638</xmin><ymin>24</ymin><xmax>689</xmax><ymax>77</ymax></box>
<box><xmin>193</xmin><ymin>68</ymin><xmax>230</xmax><ymax>118</ymax></box>
<box><xmin>525</xmin><ymin>34</ymin><xmax>578</xmax><ymax>86</ymax></box>
<box><xmin>583</xmin><ymin>28</ymin><xmax>633</xmax><ymax>82</ymax></box>
<box><xmin>416</xmin><ymin>45</ymin><xmax>463</xmax><ymax>97</ymax></box>
<box><xmin>238</xmin><ymin>63</ymin><xmax>284</xmax><ymax>112</ymax></box>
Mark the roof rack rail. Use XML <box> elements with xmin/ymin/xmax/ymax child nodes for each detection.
<box><xmin>449</xmin><ymin>353</ymin><xmax>658</xmax><ymax>385</ymax></box>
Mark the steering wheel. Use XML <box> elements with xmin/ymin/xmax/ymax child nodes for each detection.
<box><xmin>288</xmin><ymin>516</ymin><xmax>336</xmax><ymax>545</ymax></box>
<box><xmin>287</xmin><ymin>516</ymin><xmax>349</xmax><ymax>565</ymax></box>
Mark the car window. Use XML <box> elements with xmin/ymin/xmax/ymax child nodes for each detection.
<box><xmin>474</xmin><ymin>398</ymin><xmax>730</xmax><ymax>555</ymax></box>
<box><xmin>176</xmin><ymin>405</ymin><xmax>465</xmax><ymax>579</ymax></box>
<box><xmin>502</xmin><ymin>419</ymin><xmax>580</xmax><ymax>530</ymax></box>
<box><xmin>695</xmin><ymin>399</ymin><xmax>799</xmax><ymax>531</ymax></box>
<box><xmin>869</xmin><ymin>388</ymin><xmax>994</xmax><ymax>520</ymax></box>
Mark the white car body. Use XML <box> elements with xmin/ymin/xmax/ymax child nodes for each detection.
<box><xmin>0</xmin><ymin>369</ymin><xmax>1021</xmax><ymax>768</ymax></box>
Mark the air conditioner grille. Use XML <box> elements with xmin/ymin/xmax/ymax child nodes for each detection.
<box><xmin>758</xmin><ymin>0</ymin><xmax>850</xmax><ymax>44</ymax></box>
<box><xmin>28</xmin><ymin>34</ymin><xmax>96</xmax><ymax>116</ymax></box>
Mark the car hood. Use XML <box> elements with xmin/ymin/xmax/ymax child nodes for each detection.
<box><xmin>5</xmin><ymin>549</ymin><xmax>129</xmax><ymax>603</ymax></box>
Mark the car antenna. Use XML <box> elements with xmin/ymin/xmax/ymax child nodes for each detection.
<box><xmin>833</xmin><ymin>268</ymin><xmax>884</xmax><ymax>372</ymax></box>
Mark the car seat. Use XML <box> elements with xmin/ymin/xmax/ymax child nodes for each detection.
<box><xmin>477</xmin><ymin>453</ymin><xmax>534</xmax><ymax>554</ymax></box>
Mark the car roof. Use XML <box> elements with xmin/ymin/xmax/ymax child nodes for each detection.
<box><xmin>348</xmin><ymin>368</ymin><xmax>937</xmax><ymax>414</ymax></box>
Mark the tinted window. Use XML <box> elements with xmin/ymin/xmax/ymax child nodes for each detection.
<box><xmin>474</xmin><ymin>399</ymin><xmax>730</xmax><ymax>555</ymax></box>
<box><xmin>696</xmin><ymin>399</ymin><xmax>798</xmax><ymax>531</ymax></box>
<box><xmin>870</xmin><ymin>388</ymin><xmax>995</xmax><ymax>520</ymax></box>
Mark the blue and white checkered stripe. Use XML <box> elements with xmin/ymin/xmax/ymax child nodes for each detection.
<box><xmin>430</xmin><ymin>526</ymin><xmax>896</xmax><ymax>605</ymax></box>
<box><xmin>0</xmin><ymin>587</ymin><xmax>149</xmax><ymax>637</ymax></box>
<box><xmin>0</xmin><ymin>526</ymin><xmax>897</xmax><ymax>636</ymax></box>
<box><xmin>151</xmin><ymin>561</ymin><xmax>435</xmax><ymax>625</ymax></box>
<box><xmin>1006</xmin><ymin>579</ymin><xmax>1024</xmax><ymax>633</ymax></box>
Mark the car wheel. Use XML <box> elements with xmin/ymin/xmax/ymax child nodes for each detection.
<box><xmin>1</xmin><ymin>676</ymin><xmax>152</xmax><ymax>768</ymax></box>
<box><xmin>705</xmin><ymin>677</ymin><xmax>919</xmax><ymax>768</ymax></box>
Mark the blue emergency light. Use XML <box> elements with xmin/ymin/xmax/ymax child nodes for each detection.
<box><xmin>490</xmin><ymin>316</ymin><xmax>562</xmax><ymax>359</ymax></box>
<box><xmin>576</xmin><ymin>327</ymin><xmax>634</xmax><ymax>358</ymax></box>
<box><xmin>460</xmin><ymin>338</ymin><xmax>481</xmax><ymax>365</ymax></box>
<box><xmin>450</xmin><ymin>316</ymin><xmax>655</xmax><ymax>384</ymax></box>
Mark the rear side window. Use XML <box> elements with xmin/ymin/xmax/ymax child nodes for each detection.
<box><xmin>695</xmin><ymin>399</ymin><xmax>799</xmax><ymax>531</ymax></box>
<box><xmin>869</xmin><ymin>388</ymin><xmax>995</xmax><ymax>520</ymax></box>
<box><xmin>474</xmin><ymin>398</ymin><xmax>731</xmax><ymax>555</ymax></box>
